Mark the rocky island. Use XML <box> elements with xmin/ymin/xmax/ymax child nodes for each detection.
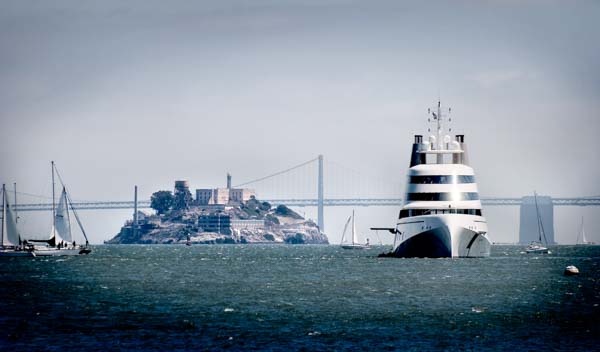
<box><xmin>106</xmin><ymin>177</ymin><xmax>328</xmax><ymax>245</ymax></box>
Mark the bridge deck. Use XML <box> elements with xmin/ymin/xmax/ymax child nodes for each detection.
<box><xmin>13</xmin><ymin>197</ymin><xmax>600</xmax><ymax>211</ymax></box>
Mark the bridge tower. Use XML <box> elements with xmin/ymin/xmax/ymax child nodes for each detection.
<box><xmin>318</xmin><ymin>155</ymin><xmax>324</xmax><ymax>233</ymax></box>
<box><xmin>519</xmin><ymin>195</ymin><xmax>556</xmax><ymax>244</ymax></box>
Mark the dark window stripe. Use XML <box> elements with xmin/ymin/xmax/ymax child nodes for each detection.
<box><xmin>406</xmin><ymin>192</ymin><xmax>479</xmax><ymax>201</ymax></box>
<box><xmin>399</xmin><ymin>209</ymin><xmax>482</xmax><ymax>219</ymax></box>
<box><xmin>409</xmin><ymin>175</ymin><xmax>475</xmax><ymax>184</ymax></box>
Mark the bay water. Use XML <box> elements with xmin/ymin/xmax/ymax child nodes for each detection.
<box><xmin>1</xmin><ymin>245</ymin><xmax>599</xmax><ymax>351</ymax></box>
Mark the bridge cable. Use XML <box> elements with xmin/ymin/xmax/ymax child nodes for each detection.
<box><xmin>234</xmin><ymin>157</ymin><xmax>319</xmax><ymax>188</ymax></box>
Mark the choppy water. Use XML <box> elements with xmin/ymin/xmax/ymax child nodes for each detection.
<box><xmin>1</xmin><ymin>245</ymin><xmax>599</xmax><ymax>351</ymax></box>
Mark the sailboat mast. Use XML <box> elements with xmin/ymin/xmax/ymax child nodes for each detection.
<box><xmin>534</xmin><ymin>192</ymin><xmax>542</xmax><ymax>242</ymax></box>
<box><xmin>351</xmin><ymin>210</ymin><xmax>356</xmax><ymax>245</ymax></box>
<box><xmin>13</xmin><ymin>183</ymin><xmax>17</xmax><ymax>224</ymax></box>
<box><xmin>533</xmin><ymin>192</ymin><xmax>549</xmax><ymax>245</ymax></box>
<box><xmin>580</xmin><ymin>216</ymin><xmax>586</xmax><ymax>244</ymax></box>
<box><xmin>1</xmin><ymin>184</ymin><xmax>5</xmax><ymax>247</ymax></box>
<box><xmin>64</xmin><ymin>191</ymin><xmax>89</xmax><ymax>245</ymax></box>
<box><xmin>51</xmin><ymin>161</ymin><xmax>56</xmax><ymax>235</ymax></box>
<box><xmin>64</xmin><ymin>188</ymin><xmax>73</xmax><ymax>243</ymax></box>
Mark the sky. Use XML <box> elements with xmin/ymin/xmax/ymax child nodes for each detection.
<box><xmin>1</xmin><ymin>0</ymin><xmax>599</xmax><ymax>244</ymax></box>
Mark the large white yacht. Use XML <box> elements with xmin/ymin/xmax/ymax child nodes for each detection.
<box><xmin>376</xmin><ymin>101</ymin><xmax>491</xmax><ymax>258</ymax></box>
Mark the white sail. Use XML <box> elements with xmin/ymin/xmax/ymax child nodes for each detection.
<box><xmin>49</xmin><ymin>225</ymin><xmax>62</xmax><ymax>244</ymax></box>
<box><xmin>352</xmin><ymin>210</ymin><xmax>357</xmax><ymax>245</ymax></box>
<box><xmin>2</xmin><ymin>190</ymin><xmax>21</xmax><ymax>246</ymax></box>
<box><xmin>54</xmin><ymin>189</ymin><xmax>72</xmax><ymax>243</ymax></box>
<box><xmin>340</xmin><ymin>216</ymin><xmax>352</xmax><ymax>245</ymax></box>
<box><xmin>580</xmin><ymin>217</ymin><xmax>589</xmax><ymax>244</ymax></box>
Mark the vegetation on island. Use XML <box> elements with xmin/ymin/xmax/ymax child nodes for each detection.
<box><xmin>150</xmin><ymin>190</ymin><xmax>174</xmax><ymax>214</ymax></box>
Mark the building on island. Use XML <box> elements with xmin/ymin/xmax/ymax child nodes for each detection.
<box><xmin>129</xmin><ymin>210</ymin><xmax>160</xmax><ymax>229</ymax></box>
<box><xmin>197</xmin><ymin>214</ymin><xmax>265</xmax><ymax>235</ymax></box>
<box><xmin>174</xmin><ymin>180</ymin><xmax>190</xmax><ymax>194</ymax></box>
<box><xmin>174</xmin><ymin>180</ymin><xmax>193</xmax><ymax>209</ymax></box>
<box><xmin>195</xmin><ymin>173</ymin><xmax>256</xmax><ymax>205</ymax></box>
<box><xmin>198</xmin><ymin>214</ymin><xmax>232</xmax><ymax>235</ymax></box>
<box><xmin>231</xmin><ymin>219</ymin><xmax>265</xmax><ymax>231</ymax></box>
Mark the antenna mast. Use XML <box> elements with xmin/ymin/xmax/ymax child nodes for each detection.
<box><xmin>428</xmin><ymin>100</ymin><xmax>452</xmax><ymax>151</ymax></box>
<box><xmin>436</xmin><ymin>101</ymin><xmax>442</xmax><ymax>150</ymax></box>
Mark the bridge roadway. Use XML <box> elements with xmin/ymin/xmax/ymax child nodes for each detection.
<box><xmin>13</xmin><ymin>197</ymin><xmax>600</xmax><ymax>211</ymax></box>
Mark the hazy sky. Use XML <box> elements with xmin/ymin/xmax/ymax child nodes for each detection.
<box><xmin>1</xmin><ymin>0</ymin><xmax>599</xmax><ymax>244</ymax></box>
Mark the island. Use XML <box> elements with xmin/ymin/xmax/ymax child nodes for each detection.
<box><xmin>106</xmin><ymin>177</ymin><xmax>329</xmax><ymax>245</ymax></box>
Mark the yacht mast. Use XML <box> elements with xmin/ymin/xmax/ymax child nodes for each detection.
<box><xmin>427</xmin><ymin>100</ymin><xmax>452</xmax><ymax>164</ymax></box>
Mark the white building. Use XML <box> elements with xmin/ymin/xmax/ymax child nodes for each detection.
<box><xmin>195</xmin><ymin>174</ymin><xmax>256</xmax><ymax>205</ymax></box>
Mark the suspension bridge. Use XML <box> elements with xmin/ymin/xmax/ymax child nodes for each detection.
<box><xmin>8</xmin><ymin>155</ymin><xmax>600</xmax><ymax>236</ymax></box>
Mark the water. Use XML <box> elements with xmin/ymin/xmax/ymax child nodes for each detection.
<box><xmin>1</xmin><ymin>245</ymin><xmax>599</xmax><ymax>351</ymax></box>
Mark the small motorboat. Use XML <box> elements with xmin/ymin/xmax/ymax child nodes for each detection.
<box><xmin>525</xmin><ymin>242</ymin><xmax>549</xmax><ymax>254</ymax></box>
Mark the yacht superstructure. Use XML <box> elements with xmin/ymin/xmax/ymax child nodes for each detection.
<box><xmin>383</xmin><ymin>101</ymin><xmax>491</xmax><ymax>258</ymax></box>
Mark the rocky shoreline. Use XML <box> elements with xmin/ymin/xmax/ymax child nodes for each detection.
<box><xmin>106</xmin><ymin>198</ymin><xmax>328</xmax><ymax>245</ymax></box>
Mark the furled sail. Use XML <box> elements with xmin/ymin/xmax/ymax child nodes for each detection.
<box><xmin>2</xmin><ymin>190</ymin><xmax>21</xmax><ymax>246</ymax></box>
<box><xmin>54</xmin><ymin>188</ymin><xmax>72</xmax><ymax>243</ymax></box>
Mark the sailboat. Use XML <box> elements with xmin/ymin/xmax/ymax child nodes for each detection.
<box><xmin>340</xmin><ymin>210</ymin><xmax>369</xmax><ymax>250</ymax></box>
<box><xmin>29</xmin><ymin>162</ymin><xmax>91</xmax><ymax>256</ymax></box>
<box><xmin>0</xmin><ymin>184</ymin><xmax>36</xmax><ymax>257</ymax></box>
<box><xmin>526</xmin><ymin>192</ymin><xmax>549</xmax><ymax>254</ymax></box>
<box><xmin>576</xmin><ymin>216</ymin><xmax>595</xmax><ymax>245</ymax></box>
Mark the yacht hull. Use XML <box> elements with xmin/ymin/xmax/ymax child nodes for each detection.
<box><xmin>393</xmin><ymin>227</ymin><xmax>451</xmax><ymax>257</ymax></box>
<box><xmin>33</xmin><ymin>248</ymin><xmax>91</xmax><ymax>256</ymax></box>
<box><xmin>341</xmin><ymin>244</ymin><xmax>369</xmax><ymax>250</ymax></box>
<box><xmin>0</xmin><ymin>249</ymin><xmax>36</xmax><ymax>257</ymax></box>
<box><xmin>393</xmin><ymin>216</ymin><xmax>491</xmax><ymax>258</ymax></box>
<box><xmin>525</xmin><ymin>248</ymin><xmax>548</xmax><ymax>254</ymax></box>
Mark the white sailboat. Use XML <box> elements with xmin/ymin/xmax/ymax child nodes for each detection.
<box><xmin>526</xmin><ymin>192</ymin><xmax>549</xmax><ymax>254</ymax></box>
<box><xmin>576</xmin><ymin>216</ymin><xmax>595</xmax><ymax>245</ymax></box>
<box><xmin>0</xmin><ymin>184</ymin><xmax>36</xmax><ymax>257</ymax></box>
<box><xmin>340</xmin><ymin>210</ymin><xmax>369</xmax><ymax>250</ymax></box>
<box><xmin>29</xmin><ymin>161</ymin><xmax>91</xmax><ymax>256</ymax></box>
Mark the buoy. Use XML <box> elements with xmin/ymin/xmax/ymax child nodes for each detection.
<box><xmin>564</xmin><ymin>265</ymin><xmax>579</xmax><ymax>276</ymax></box>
